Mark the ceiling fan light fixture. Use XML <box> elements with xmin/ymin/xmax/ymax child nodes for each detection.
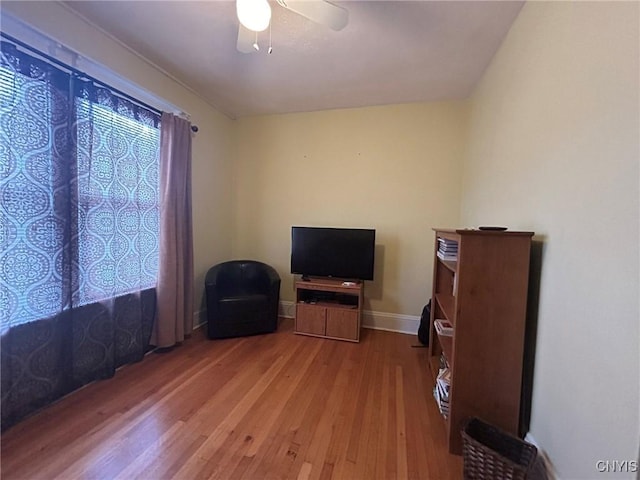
<box><xmin>237</xmin><ymin>0</ymin><xmax>272</xmax><ymax>32</ymax></box>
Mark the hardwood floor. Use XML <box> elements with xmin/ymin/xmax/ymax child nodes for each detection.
<box><xmin>0</xmin><ymin>319</ymin><xmax>462</xmax><ymax>479</ymax></box>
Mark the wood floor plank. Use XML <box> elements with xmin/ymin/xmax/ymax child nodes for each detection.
<box><xmin>0</xmin><ymin>319</ymin><xmax>463</xmax><ymax>479</ymax></box>
<box><xmin>395</xmin><ymin>365</ymin><xmax>409</xmax><ymax>480</ymax></box>
<box><xmin>204</xmin><ymin>340</ymin><xmax>325</xmax><ymax>480</ymax></box>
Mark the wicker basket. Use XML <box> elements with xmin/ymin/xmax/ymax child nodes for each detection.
<box><xmin>462</xmin><ymin>417</ymin><xmax>538</xmax><ymax>480</ymax></box>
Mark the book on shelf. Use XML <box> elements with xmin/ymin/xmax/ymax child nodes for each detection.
<box><xmin>436</xmin><ymin>377</ymin><xmax>449</xmax><ymax>398</ymax></box>
<box><xmin>437</xmin><ymin>366</ymin><xmax>451</xmax><ymax>384</ymax></box>
<box><xmin>438</xmin><ymin>353</ymin><xmax>449</xmax><ymax>370</ymax></box>
<box><xmin>437</xmin><ymin>368</ymin><xmax>450</xmax><ymax>390</ymax></box>
<box><xmin>434</xmin><ymin>364</ymin><xmax>451</xmax><ymax>417</ymax></box>
<box><xmin>434</xmin><ymin>319</ymin><xmax>453</xmax><ymax>336</ymax></box>
<box><xmin>437</xmin><ymin>371</ymin><xmax>450</xmax><ymax>393</ymax></box>
<box><xmin>437</xmin><ymin>238</ymin><xmax>458</xmax><ymax>250</ymax></box>
<box><xmin>437</xmin><ymin>238</ymin><xmax>458</xmax><ymax>261</ymax></box>
<box><xmin>437</xmin><ymin>251</ymin><xmax>458</xmax><ymax>261</ymax></box>
<box><xmin>433</xmin><ymin>385</ymin><xmax>449</xmax><ymax>417</ymax></box>
<box><xmin>437</xmin><ymin>238</ymin><xmax>458</xmax><ymax>247</ymax></box>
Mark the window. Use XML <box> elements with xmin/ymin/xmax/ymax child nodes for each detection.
<box><xmin>0</xmin><ymin>39</ymin><xmax>160</xmax><ymax>331</ymax></box>
<box><xmin>74</xmin><ymin>99</ymin><xmax>160</xmax><ymax>304</ymax></box>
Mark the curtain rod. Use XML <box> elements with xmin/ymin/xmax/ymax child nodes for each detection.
<box><xmin>1</xmin><ymin>31</ymin><xmax>199</xmax><ymax>133</ymax></box>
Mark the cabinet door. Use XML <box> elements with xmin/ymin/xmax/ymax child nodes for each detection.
<box><xmin>295</xmin><ymin>304</ymin><xmax>326</xmax><ymax>335</ymax></box>
<box><xmin>326</xmin><ymin>308</ymin><xmax>359</xmax><ymax>341</ymax></box>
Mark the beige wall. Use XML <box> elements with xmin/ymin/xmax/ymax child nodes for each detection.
<box><xmin>234</xmin><ymin>103</ymin><xmax>466</xmax><ymax>316</ymax></box>
<box><xmin>461</xmin><ymin>2</ymin><xmax>639</xmax><ymax>478</ymax></box>
<box><xmin>2</xmin><ymin>1</ymin><xmax>237</xmax><ymax>316</ymax></box>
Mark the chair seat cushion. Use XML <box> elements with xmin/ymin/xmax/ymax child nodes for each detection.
<box><xmin>218</xmin><ymin>294</ymin><xmax>269</xmax><ymax>323</ymax></box>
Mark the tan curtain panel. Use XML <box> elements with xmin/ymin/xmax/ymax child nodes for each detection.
<box><xmin>151</xmin><ymin>113</ymin><xmax>194</xmax><ymax>347</ymax></box>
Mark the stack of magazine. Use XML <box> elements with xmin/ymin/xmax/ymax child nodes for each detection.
<box><xmin>436</xmin><ymin>238</ymin><xmax>458</xmax><ymax>261</ymax></box>
<box><xmin>433</xmin><ymin>358</ymin><xmax>451</xmax><ymax>418</ymax></box>
<box><xmin>434</xmin><ymin>319</ymin><xmax>453</xmax><ymax>337</ymax></box>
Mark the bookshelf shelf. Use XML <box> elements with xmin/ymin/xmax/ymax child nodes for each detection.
<box><xmin>441</xmin><ymin>259</ymin><xmax>457</xmax><ymax>273</ymax></box>
<box><xmin>428</xmin><ymin>228</ymin><xmax>533</xmax><ymax>455</ymax></box>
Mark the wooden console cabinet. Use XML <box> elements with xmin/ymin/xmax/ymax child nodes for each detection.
<box><xmin>429</xmin><ymin>228</ymin><xmax>533</xmax><ymax>455</ymax></box>
<box><xmin>294</xmin><ymin>278</ymin><xmax>363</xmax><ymax>342</ymax></box>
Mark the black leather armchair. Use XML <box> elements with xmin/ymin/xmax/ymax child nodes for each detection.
<box><xmin>205</xmin><ymin>260</ymin><xmax>281</xmax><ymax>339</ymax></box>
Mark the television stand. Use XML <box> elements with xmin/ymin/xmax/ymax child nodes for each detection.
<box><xmin>294</xmin><ymin>277</ymin><xmax>363</xmax><ymax>342</ymax></box>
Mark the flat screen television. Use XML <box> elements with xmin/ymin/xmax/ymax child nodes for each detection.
<box><xmin>290</xmin><ymin>226</ymin><xmax>376</xmax><ymax>281</ymax></box>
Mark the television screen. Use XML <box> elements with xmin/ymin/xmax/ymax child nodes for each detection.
<box><xmin>290</xmin><ymin>226</ymin><xmax>375</xmax><ymax>281</ymax></box>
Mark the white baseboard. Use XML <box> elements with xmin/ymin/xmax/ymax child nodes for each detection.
<box><xmin>362</xmin><ymin>310</ymin><xmax>419</xmax><ymax>335</ymax></box>
<box><xmin>280</xmin><ymin>301</ymin><xmax>419</xmax><ymax>336</ymax></box>
<box><xmin>525</xmin><ymin>432</ymin><xmax>557</xmax><ymax>480</ymax></box>
<box><xmin>279</xmin><ymin>301</ymin><xmax>296</xmax><ymax>319</ymax></box>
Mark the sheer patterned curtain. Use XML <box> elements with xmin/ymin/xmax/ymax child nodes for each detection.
<box><xmin>73</xmin><ymin>78</ymin><xmax>160</xmax><ymax>305</ymax></box>
<box><xmin>0</xmin><ymin>41</ymin><xmax>72</xmax><ymax>328</ymax></box>
<box><xmin>0</xmin><ymin>38</ymin><xmax>159</xmax><ymax>430</ymax></box>
<box><xmin>151</xmin><ymin>112</ymin><xmax>194</xmax><ymax>348</ymax></box>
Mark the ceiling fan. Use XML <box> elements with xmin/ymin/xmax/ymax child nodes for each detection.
<box><xmin>236</xmin><ymin>0</ymin><xmax>349</xmax><ymax>53</ymax></box>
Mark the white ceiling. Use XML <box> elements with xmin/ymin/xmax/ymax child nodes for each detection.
<box><xmin>62</xmin><ymin>0</ymin><xmax>524</xmax><ymax>119</ymax></box>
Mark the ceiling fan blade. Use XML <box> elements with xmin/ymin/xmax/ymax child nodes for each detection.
<box><xmin>277</xmin><ymin>0</ymin><xmax>348</xmax><ymax>31</ymax></box>
<box><xmin>237</xmin><ymin>23</ymin><xmax>256</xmax><ymax>53</ymax></box>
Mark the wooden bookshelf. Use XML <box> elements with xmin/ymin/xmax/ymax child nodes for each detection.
<box><xmin>428</xmin><ymin>228</ymin><xmax>533</xmax><ymax>454</ymax></box>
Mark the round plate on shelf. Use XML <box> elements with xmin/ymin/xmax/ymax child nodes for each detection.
<box><xmin>478</xmin><ymin>226</ymin><xmax>508</xmax><ymax>231</ymax></box>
